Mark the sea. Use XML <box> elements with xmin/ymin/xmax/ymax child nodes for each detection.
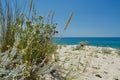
<box><xmin>53</xmin><ymin>37</ymin><xmax>120</xmax><ymax>49</ymax></box>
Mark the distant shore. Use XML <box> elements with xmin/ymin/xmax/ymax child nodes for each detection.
<box><xmin>53</xmin><ymin>37</ymin><xmax>120</xmax><ymax>49</ymax></box>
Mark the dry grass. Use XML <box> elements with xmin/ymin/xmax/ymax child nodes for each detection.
<box><xmin>64</xmin><ymin>12</ymin><xmax>74</xmax><ymax>30</ymax></box>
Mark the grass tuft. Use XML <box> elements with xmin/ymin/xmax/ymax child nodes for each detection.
<box><xmin>101</xmin><ymin>48</ymin><xmax>111</xmax><ymax>54</ymax></box>
<box><xmin>74</xmin><ymin>41</ymin><xmax>89</xmax><ymax>50</ymax></box>
<box><xmin>116</xmin><ymin>49</ymin><xmax>120</xmax><ymax>56</ymax></box>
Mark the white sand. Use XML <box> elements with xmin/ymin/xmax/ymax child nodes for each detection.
<box><xmin>55</xmin><ymin>45</ymin><xmax>120</xmax><ymax>80</ymax></box>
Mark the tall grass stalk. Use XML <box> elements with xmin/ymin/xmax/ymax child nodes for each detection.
<box><xmin>0</xmin><ymin>0</ymin><xmax>24</xmax><ymax>52</ymax></box>
<box><xmin>57</xmin><ymin>12</ymin><xmax>74</xmax><ymax>43</ymax></box>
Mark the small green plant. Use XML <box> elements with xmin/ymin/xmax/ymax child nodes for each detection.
<box><xmin>58</xmin><ymin>45</ymin><xmax>62</xmax><ymax>49</ymax></box>
<box><xmin>116</xmin><ymin>49</ymin><xmax>120</xmax><ymax>55</ymax></box>
<box><xmin>63</xmin><ymin>44</ymin><xmax>67</xmax><ymax>47</ymax></box>
<box><xmin>101</xmin><ymin>48</ymin><xmax>111</xmax><ymax>54</ymax></box>
<box><xmin>79</xmin><ymin>41</ymin><xmax>89</xmax><ymax>47</ymax></box>
<box><xmin>74</xmin><ymin>41</ymin><xmax>89</xmax><ymax>50</ymax></box>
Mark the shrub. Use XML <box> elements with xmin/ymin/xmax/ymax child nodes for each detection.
<box><xmin>116</xmin><ymin>49</ymin><xmax>120</xmax><ymax>55</ymax></box>
<box><xmin>75</xmin><ymin>41</ymin><xmax>89</xmax><ymax>50</ymax></box>
<box><xmin>101</xmin><ymin>48</ymin><xmax>111</xmax><ymax>54</ymax></box>
<box><xmin>79</xmin><ymin>41</ymin><xmax>89</xmax><ymax>47</ymax></box>
<box><xmin>0</xmin><ymin>0</ymin><xmax>73</xmax><ymax>79</ymax></box>
<box><xmin>0</xmin><ymin>0</ymin><xmax>58</xmax><ymax>79</ymax></box>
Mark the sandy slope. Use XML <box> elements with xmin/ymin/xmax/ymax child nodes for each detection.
<box><xmin>55</xmin><ymin>45</ymin><xmax>120</xmax><ymax>80</ymax></box>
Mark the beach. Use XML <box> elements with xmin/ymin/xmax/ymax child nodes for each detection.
<box><xmin>47</xmin><ymin>45</ymin><xmax>120</xmax><ymax>80</ymax></box>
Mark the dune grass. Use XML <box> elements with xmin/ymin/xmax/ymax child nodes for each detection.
<box><xmin>0</xmin><ymin>0</ymin><xmax>58</xmax><ymax>79</ymax></box>
<box><xmin>0</xmin><ymin>0</ymin><xmax>73</xmax><ymax>80</ymax></box>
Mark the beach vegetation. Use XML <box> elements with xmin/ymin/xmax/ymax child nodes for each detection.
<box><xmin>116</xmin><ymin>49</ymin><xmax>120</xmax><ymax>56</ymax></box>
<box><xmin>74</xmin><ymin>41</ymin><xmax>89</xmax><ymax>50</ymax></box>
<box><xmin>59</xmin><ymin>45</ymin><xmax>62</xmax><ymax>49</ymax></box>
<box><xmin>101</xmin><ymin>48</ymin><xmax>111</xmax><ymax>54</ymax></box>
<box><xmin>58</xmin><ymin>45</ymin><xmax>63</xmax><ymax>49</ymax></box>
<box><xmin>0</xmin><ymin>0</ymin><xmax>57</xmax><ymax>79</ymax></box>
<box><xmin>79</xmin><ymin>41</ymin><xmax>89</xmax><ymax>47</ymax></box>
<box><xmin>63</xmin><ymin>44</ymin><xmax>67</xmax><ymax>47</ymax></box>
<box><xmin>59</xmin><ymin>44</ymin><xmax>67</xmax><ymax>47</ymax></box>
<box><xmin>0</xmin><ymin>0</ymin><xmax>73</xmax><ymax>79</ymax></box>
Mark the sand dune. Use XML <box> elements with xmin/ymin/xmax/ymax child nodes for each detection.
<box><xmin>53</xmin><ymin>45</ymin><xmax>120</xmax><ymax>80</ymax></box>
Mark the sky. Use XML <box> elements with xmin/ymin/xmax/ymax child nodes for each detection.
<box><xmin>32</xmin><ymin>0</ymin><xmax>120</xmax><ymax>37</ymax></box>
<box><xmin>1</xmin><ymin>0</ymin><xmax>120</xmax><ymax>37</ymax></box>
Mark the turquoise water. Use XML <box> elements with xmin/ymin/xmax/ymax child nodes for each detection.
<box><xmin>53</xmin><ymin>37</ymin><xmax>120</xmax><ymax>49</ymax></box>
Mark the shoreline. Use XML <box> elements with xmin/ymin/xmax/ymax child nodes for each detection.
<box><xmin>57</xmin><ymin>44</ymin><xmax>120</xmax><ymax>50</ymax></box>
<box><xmin>53</xmin><ymin>37</ymin><xmax>120</xmax><ymax>49</ymax></box>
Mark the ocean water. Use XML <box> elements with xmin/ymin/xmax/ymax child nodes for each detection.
<box><xmin>53</xmin><ymin>37</ymin><xmax>120</xmax><ymax>49</ymax></box>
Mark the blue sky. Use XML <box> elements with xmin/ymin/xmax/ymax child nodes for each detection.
<box><xmin>1</xmin><ymin>0</ymin><xmax>120</xmax><ymax>37</ymax></box>
<box><xmin>33</xmin><ymin>0</ymin><xmax>120</xmax><ymax>37</ymax></box>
